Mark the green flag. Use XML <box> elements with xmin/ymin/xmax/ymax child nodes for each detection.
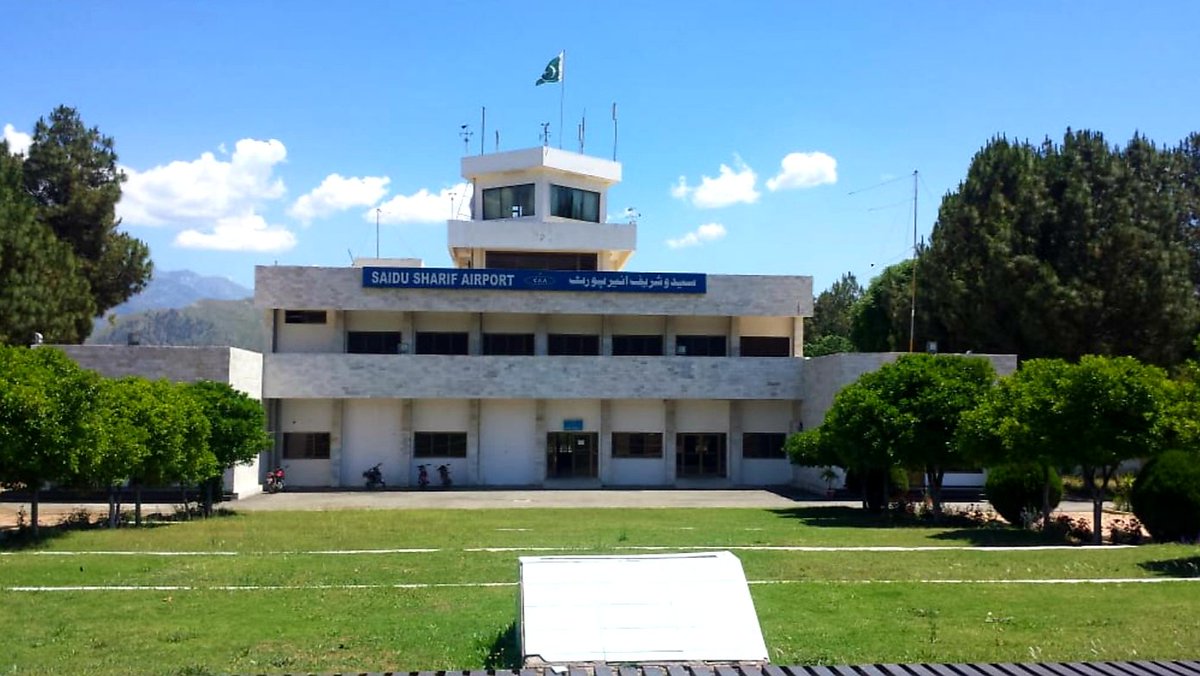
<box><xmin>535</xmin><ymin>52</ymin><xmax>563</xmax><ymax>86</ymax></box>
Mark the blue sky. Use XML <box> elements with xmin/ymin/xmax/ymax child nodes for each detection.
<box><xmin>4</xmin><ymin>2</ymin><xmax>1198</xmax><ymax>292</ymax></box>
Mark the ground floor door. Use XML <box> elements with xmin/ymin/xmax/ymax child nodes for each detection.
<box><xmin>676</xmin><ymin>433</ymin><xmax>727</xmax><ymax>478</ymax></box>
<box><xmin>546</xmin><ymin>432</ymin><xmax>598</xmax><ymax>479</ymax></box>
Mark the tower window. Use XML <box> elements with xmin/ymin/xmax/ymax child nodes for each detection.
<box><xmin>482</xmin><ymin>184</ymin><xmax>535</xmax><ymax>220</ymax></box>
<box><xmin>551</xmin><ymin>184</ymin><xmax>600</xmax><ymax>222</ymax></box>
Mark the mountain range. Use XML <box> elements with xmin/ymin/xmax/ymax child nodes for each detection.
<box><xmin>87</xmin><ymin>270</ymin><xmax>267</xmax><ymax>352</ymax></box>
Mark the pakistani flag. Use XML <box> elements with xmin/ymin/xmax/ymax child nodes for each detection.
<box><xmin>535</xmin><ymin>52</ymin><xmax>563</xmax><ymax>86</ymax></box>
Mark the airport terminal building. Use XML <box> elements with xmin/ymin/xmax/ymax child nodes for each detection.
<box><xmin>256</xmin><ymin>146</ymin><xmax>819</xmax><ymax>489</ymax></box>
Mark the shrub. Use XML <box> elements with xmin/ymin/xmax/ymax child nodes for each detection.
<box><xmin>1131</xmin><ymin>450</ymin><xmax>1200</xmax><ymax>543</ymax></box>
<box><xmin>985</xmin><ymin>463</ymin><xmax>1063</xmax><ymax>526</ymax></box>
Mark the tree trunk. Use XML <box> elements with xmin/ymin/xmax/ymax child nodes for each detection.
<box><xmin>1042</xmin><ymin>464</ymin><xmax>1052</xmax><ymax>532</ymax></box>
<box><xmin>203</xmin><ymin>479</ymin><xmax>213</xmax><ymax>518</ymax></box>
<box><xmin>1084</xmin><ymin>465</ymin><xmax>1103</xmax><ymax>545</ymax></box>
<box><xmin>135</xmin><ymin>484</ymin><xmax>143</xmax><ymax>527</ymax></box>
<box><xmin>30</xmin><ymin>487</ymin><xmax>39</xmax><ymax>538</ymax></box>
<box><xmin>181</xmin><ymin>486</ymin><xmax>189</xmax><ymax>520</ymax></box>
<box><xmin>107</xmin><ymin>485</ymin><xmax>117</xmax><ymax>528</ymax></box>
<box><xmin>926</xmin><ymin>465</ymin><xmax>944</xmax><ymax>519</ymax></box>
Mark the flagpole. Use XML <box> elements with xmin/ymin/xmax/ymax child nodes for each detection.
<box><xmin>559</xmin><ymin>50</ymin><xmax>565</xmax><ymax>149</ymax></box>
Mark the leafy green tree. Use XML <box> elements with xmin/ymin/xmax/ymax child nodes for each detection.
<box><xmin>20</xmin><ymin>106</ymin><xmax>152</xmax><ymax>334</ymax></box>
<box><xmin>125</xmin><ymin>380</ymin><xmax>214</xmax><ymax>524</ymax></box>
<box><xmin>185</xmin><ymin>381</ymin><xmax>271</xmax><ymax>514</ymax></box>
<box><xmin>922</xmin><ymin>130</ymin><xmax>1200</xmax><ymax>365</ymax></box>
<box><xmin>805</xmin><ymin>272</ymin><xmax>862</xmax><ymax>355</ymax></box>
<box><xmin>85</xmin><ymin>377</ymin><xmax>152</xmax><ymax>526</ymax></box>
<box><xmin>0</xmin><ymin>142</ymin><xmax>95</xmax><ymax>345</ymax></box>
<box><xmin>849</xmin><ymin>261</ymin><xmax>942</xmax><ymax>353</ymax></box>
<box><xmin>0</xmin><ymin>346</ymin><xmax>101</xmax><ymax>536</ymax></box>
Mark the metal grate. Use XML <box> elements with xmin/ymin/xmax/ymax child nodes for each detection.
<box><xmin>318</xmin><ymin>662</ymin><xmax>1200</xmax><ymax>676</ymax></box>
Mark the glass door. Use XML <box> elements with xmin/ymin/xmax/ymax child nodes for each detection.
<box><xmin>546</xmin><ymin>432</ymin><xmax>598</xmax><ymax>478</ymax></box>
<box><xmin>676</xmin><ymin>433</ymin><xmax>727</xmax><ymax>478</ymax></box>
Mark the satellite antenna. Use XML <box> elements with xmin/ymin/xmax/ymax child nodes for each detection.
<box><xmin>540</xmin><ymin>122</ymin><xmax>551</xmax><ymax>147</ymax></box>
<box><xmin>459</xmin><ymin>124</ymin><xmax>473</xmax><ymax>155</ymax></box>
<box><xmin>625</xmin><ymin>207</ymin><xmax>639</xmax><ymax>226</ymax></box>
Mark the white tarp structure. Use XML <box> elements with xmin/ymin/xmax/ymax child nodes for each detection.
<box><xmin>518</xmin><ymin>551</ymin><xmax>769</xmax><ymax>665</ymax></box>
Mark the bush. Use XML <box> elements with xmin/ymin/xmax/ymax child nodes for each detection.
<box><xmin>1131</xmin><ymin>450</ymin><xmax>1200</xmax><ymax>543</ymax></box>
<box><xmin>985</xmin><ymin>463</ymin><xmax>1062</xmax><ymax>526</ymax></box>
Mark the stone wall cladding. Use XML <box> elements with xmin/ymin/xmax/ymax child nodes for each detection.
<box><xmin>57</xmin><ymin>345</ymin><xmax>234</xmax><ymax>383</ymax></box>
<box><xmin>263</xmin><ymin>354</ymin><xmax>804</xmax><ymax>400</ymax></box>
<box><xmin>255</xmin><ymin>266</ymin><xmax>814</xmax><ymax>318</ymax></box>
<box><xmin>226</xmin><ymin>348</ymin><xmax>264</xmax><ymax>399</ymax></box>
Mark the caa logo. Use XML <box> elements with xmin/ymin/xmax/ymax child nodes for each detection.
<box><xmin>525</xmin><ymin>272</ymin><xmax>555</xmax><ymax>288</ymax></box>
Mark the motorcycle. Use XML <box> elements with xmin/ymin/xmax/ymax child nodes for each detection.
<box><xmin>437</xmin><ymin>464</ymin><xmax>453</xmax><ymax>487</ymax></box>
<box><xmin>362</xmin><ymin>463</ymin><xmax>386</xmax><ymax>490</ymax></box>
<box><xmin>265</xmin><ymin>466</ymin><xmax>286</xmax><ymax>494</ymax></box>
<box><xmin>417</xmin><ymin>464</ymin><xmax>430</xmax><ymax>489</ymax></box>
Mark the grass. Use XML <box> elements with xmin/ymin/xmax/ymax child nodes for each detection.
<box><xmin>2</xmin><ymin>506</ymin><xmax>1199</xmax><ymax>675</ymax></box>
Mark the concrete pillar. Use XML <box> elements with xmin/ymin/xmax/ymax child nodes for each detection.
<box><xmin>534</xmin><ymin>315</ymin><xmax>548</xmax><ymax>356</ymax></box>
<box><xmin>598</xmin><ymin>399</ymin><xmax>612</xmax><ymax>484</ymax></box>
<box><xmin>601</xmin><ymin>315</ymin><xmax>613</xmax><ymax>356</ymax></box>
<box><xmin>398</xmin><ymin>398</ymin><xmax>413</xmax><ymax>487</ymax></box>
<box><xmin>664</xmin><ymin>399</ymin><xmax>677</xmax><ymax>484</ymax></box>
<box><xmin>331</xmin><ymin>310</ymin><xmax>345</xmax><ymax>352</ymax></box>
<box><xmin>329</xmin><ymin>399</ymin><xmax>344</xmax><ymax>487</ymax></box>
<box><xmin>399</xmin><ymin>311</ymin><xmax>414</xmax><ymax>354</ymax></box>
<box><xmin>468</xmin><ymin>313</ymin><xmax>482</xmax><ymax>356</ymax></box>
<box><xmin>534</xmin><ymin>399</ymin><xmax>547</xmax><ymax>483</ymax></box>
<box><xmin>665</xmin><ymin>316</ymin><xmax>678</xmax><ymax>356</ymax></box>
<box><xmin>792</xmin><ymin>317</ymin><xmax>804</xmax><ymax>357</ymax></box>
<box><xmin>729</xmin><ymin>400</ymin><xmax>743</xmax><ymax>484</ymax></box>
<box><xmin>467</xmin><ymin>399</ymin><xmax>481</xmax><ymax>485</ymax></box>
<box><xmin>730</xmin><ymin>317</ymin><xmax>741</xmax><ymax>357</ymax></box>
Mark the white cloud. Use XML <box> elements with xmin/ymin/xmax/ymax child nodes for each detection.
<box><xmin>666</xmin><ymin>222</ymin><xmax>727</xmax><ymax>249</ymax></box>
<box><xmin>119</xmin><ymin>138</ymin><xmax>287</xmax><ymax>226</ymax></box>
<box><xmin>3</xmin><ymin>123</ymin><xmax>32</xmax><ymax>155</ymax></box>
<box><xmin>370</xmin><ymin>182</ymin><xmax>472</xmax><ymax>224</ymax></box>
<box><xmin>290</xmin><ymin>174</ymin><xmax>391</xmax><ymax>224</ymax></box>
<box><xmin>766</xmin><ymin>151</ymin><xmax>838</xmax><ymax>191</ymax></box>
<box><xmin>117</xmin><ymin>138</ymin><xmax>295</xmax><ymax>252</ymax></box>
<box><xmin>671</xmin><ymin>157</ymin><xmax>760</xmax><ymax>208</ymax></box>
<box><xmin>175</xmin><ymin>213</ymin><xmax>296</xmax><ymax>252</ymax></box>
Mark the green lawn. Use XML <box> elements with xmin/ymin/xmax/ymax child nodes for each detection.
<box><xmin>2</xmin><ymin>507</ymin><xmax>1199</xmax><ymax>675</ymax></box>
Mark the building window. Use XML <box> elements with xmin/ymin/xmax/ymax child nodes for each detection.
<box><xmin>548</xmin><ymin>334</ymin><xmax>600</xmax><ymax>356</ymax></box>
<box><xmin>676</xmin><ymin>433</ymin><xmax>727</xmax><ymax>478</ymax></box>
<box><xmin>550</xmin><ymin>184</ymin><xmax>600</xmax><ymax>222</ymax></box>
<box><xmin>486</xmin><ymin>251</ymin><xmax>598</xmax><ymax>271</ymax></box>
<box><xmin>612</xmin><ymin>432</ymin><xmax>663</xmax><ymax>458</ymax></box>
<box><xmin>612</xmin><ymin>335</ymin><xmax>664</xmax><ymax>356</ymax></box>
<box><xmin>483</xmin><ymin>333</ymin><xmax>534</xmax><ymax>355</ymax></box>
<box><xmin>482</xmin><ymin>184</ymin><xmax>535</xmax><ymax>220</ymax></box>
<box><xmin>675</xmin><ymin>335</ymin><xmax>727</xmax><ymax>356</ymax></box>
<box><xmin>414</xmin><ymin>432</ymin><xmax>468</xmax><ymax>458</ymax></box>
<box><xmin>415</xmin><ymin>332</ymin><xmax>468</xmax><ymax>355</ymax></box>
<box><xmin>740</xmin><ymin>336</ymin><xmax>791</xmax><ymax>357</ymax></box>
<box><xmin>742</xmin><ymin>432</ymin><xmax>787</xmax><ymax>459</ymax></box>
<box><xmin>284</xmin><ymin>310</ymin><xmax>327</xmax><ymax>324</ymax></box>
<box><xmin>282</xmin><ymin>432</ymin><xmax>331</xmax><ymax>459</ymax></box>
<box><xmin>347</xmin><ymin>331</ymin><xmax>403</xmax><ymax>354</ymax></box>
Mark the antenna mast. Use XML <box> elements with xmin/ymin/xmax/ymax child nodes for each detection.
<box><xmin>459</xmin><ymin>124</ymin><xmax>473</xmax><ymax>155</ymax></box>
<box><xmin>540</xmin><ymin>122</ymin><xmax>551</xmax><ymax>147</ymax></box>
<box><xmin>908</xmin><ymin>169</ymin><xmax>918</xmax><ymax>353</ymax></box>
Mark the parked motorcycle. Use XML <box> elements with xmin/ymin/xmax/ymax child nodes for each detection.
<box><xmin>362</xmin><ymin>463</ymin><xmax>386</xmax><ymax>490</ymax></box>
<box><xmin>265</xmin><ymin>466</ymin><xmax>286</xmax><ymax>493</ymax></box>
<box><xmin>437</xmin><ymin>464</ymin><xmax>453</xmax><ymax>487</ymax></box>
<box><xmin>417</xmin><ymin>464</ymin><xmax>430</xmax><ymax>489</ymax></box>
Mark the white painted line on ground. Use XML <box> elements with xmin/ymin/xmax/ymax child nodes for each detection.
<box><xmin>495</xmin><ymin>528</ymin><xmax>531</xmax><ymax>532</ymax></box>
<box><xmin>6</xmin><ymin>578</ymin><xmax>1197</xmax><ymax>593</ymax></box>
<box><xmin>0</xmin><ymin>543</ymin><xmax>1138</xmax><ymax>557</ymax></box>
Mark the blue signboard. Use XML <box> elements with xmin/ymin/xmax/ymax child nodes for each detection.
<box><xmin>562</xmin><ymin>419</ymin><xmax>584</xmax><ymax>431</ymax></box>
<box><xmin>362</xmin><ymin>266</ymin><xmax>706</xmax><ymax>294</ymax></box>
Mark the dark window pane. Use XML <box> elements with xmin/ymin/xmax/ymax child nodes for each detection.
<box><xmin>415</xmin><ymin>332</ymin><xmax>468</xmax><ymax>355</ymax></box>
<box><xmin>282</xmin><ymin>432</ymin><xmax>331</xmax><ymax>459</ymax></box>
<box><xmin>483</xmin><ymin>333</ymin><xmax>535</xmax><ymax>355</ymax></box>
<box><xmin>482</xmin><ymin>184</ymin><xmax>535</xmax><ymax>220</ymax></box>
<box><xmin>548</xmin><ymin>334</ymin><xmax>600</xmax><ymax>356</ymax></box>
<box><xmin>550</xmin><ymin>184</ymin><xmax>601</xmax><ymax>222</ymax></box>
<box><xmin>675</xmin><ymin>335</ymin><xmax>727</xmax><ymax>357</ymax></box>
<box><xmin>347</xmin><ymin>331</ymin><xmax>403</xmax><ymax>354</ymax></box>
<box><xmin>414</xmin><ymin>432</ymin><xmax>468</xmax><ymax>458</ymax></box>
<box><xmin>742</xmin><ymin>432</ymin><xmax>787</xmax><ymax>459</ymax></box>
<box><xmin>284</xmin><ymin>310</ymin><xmax>327</xmax><ymax>324</ymax></box>
<box><xmin>740</xmin><ymin>336</ymin><xmax>791</xmax><ymax>357</ymax></box>
<box><xmin>485</xmin><ymin>251</ymin><xmax>598</xmax><ymax>271</ymax></box>
<box><xmin>612</xmin><ymin>432</ymin><xmax>663</xmax><ymax>458</ymax></box>
<box><xmin>612</xmin><ymin>335</ymin><xmax>663</xmax><ymax>356</ymax></box>
<box><xmin>676</xmin><ymin>433</ymin><xmax>727</xmax><ymax>477</ymax></box>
